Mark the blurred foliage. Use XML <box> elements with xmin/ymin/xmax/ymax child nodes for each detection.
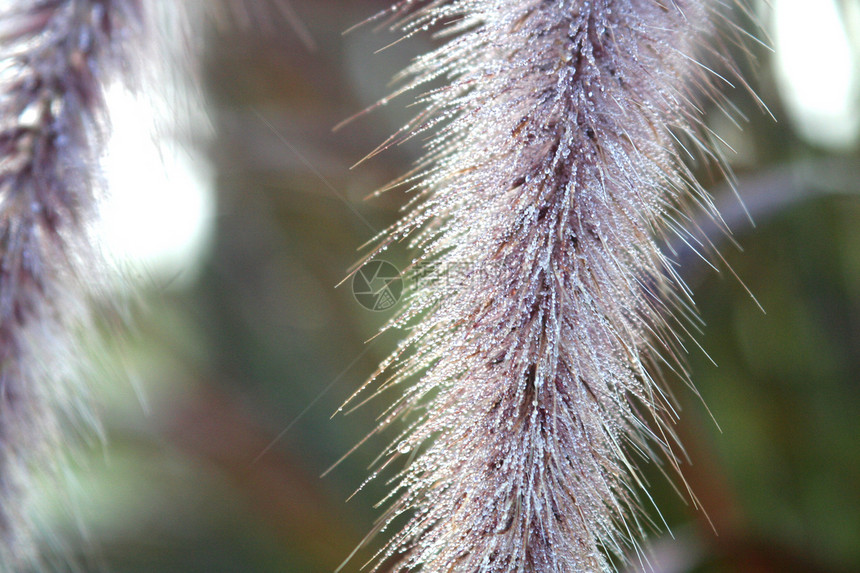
<box><xmin>38</xmin><ymin>1</ymin><xmax>860</xmax><ymax>572</ymax></box>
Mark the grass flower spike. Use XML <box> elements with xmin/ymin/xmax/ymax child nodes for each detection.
<box><xmin>0</xmin><ymin>1</ymin><xmax>162</xmax><ymax>567</ymax></box>
<box><xmin>354</xmin><ymin>0</ymin><xmax>745</xmax><ymax>570</ymax></box>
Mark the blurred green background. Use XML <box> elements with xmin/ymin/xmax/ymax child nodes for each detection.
<box><xmin>35</xmin><ymin>1</ymin><xmax>860</xmax><ymax>572</ymax></box>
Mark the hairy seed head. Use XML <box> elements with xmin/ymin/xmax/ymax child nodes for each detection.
<box><xmin>0</xmin><ymin>1</ymin><xmax>163</xmax><ymax>567</ymax></box>
<box><xmin>351</xmin><ymin>1</ymin><xmax>749</xmax><ymax>571</ymax></box>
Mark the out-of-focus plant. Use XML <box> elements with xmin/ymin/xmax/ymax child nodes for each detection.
<box><xmin>0</xmin><ymin>2</ymin><xmax>158</xmax><ymax>568</ymax></box>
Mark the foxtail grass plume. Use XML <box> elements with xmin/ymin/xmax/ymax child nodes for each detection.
<box><xmin>0</xmin><ymin>1</ymin><xmax>190</xmax><ymax>568</ymax></box>
<box><xmin>349</xmin><ymin>0</ymin><xmax>751</xmax><ymax>571</ymax></box>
